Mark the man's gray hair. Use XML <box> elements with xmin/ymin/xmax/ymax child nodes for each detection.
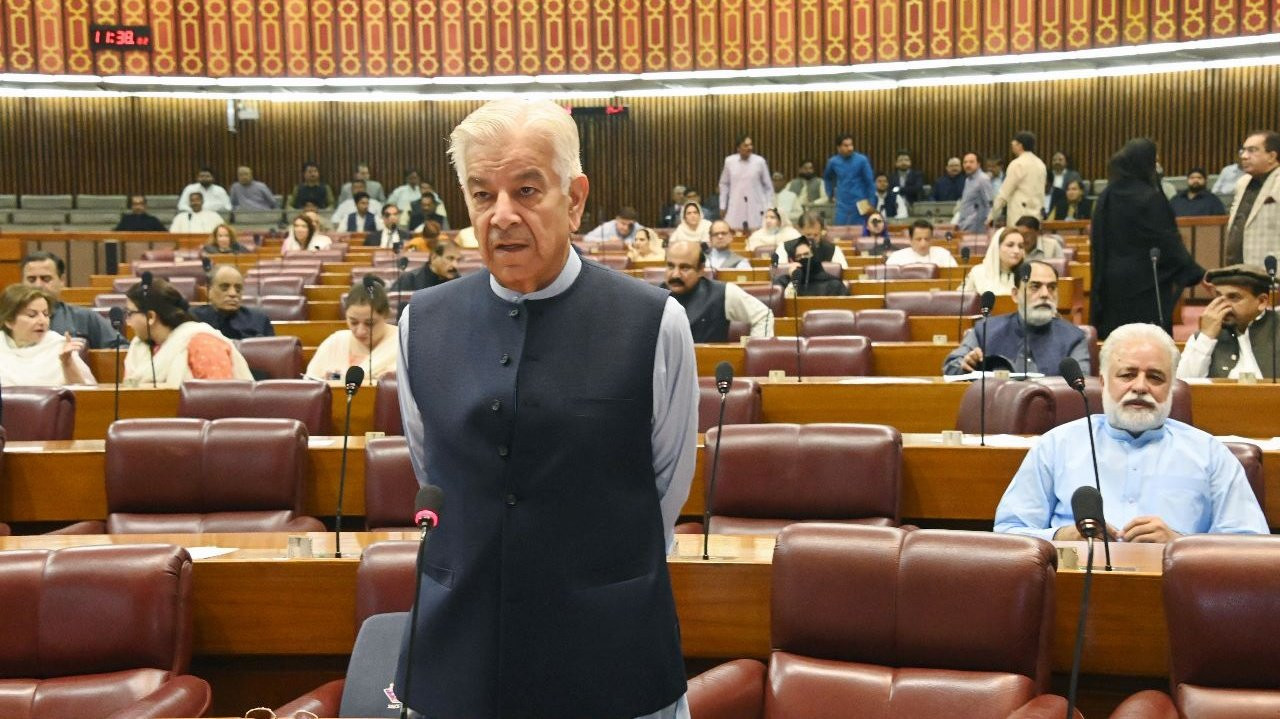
<box><xmin>448</xmin><ymin>99</ymin><xmax>582</xmax><ymax>194</ymax></box>
<box><xmin>1099</xmin><ymin>323</ymin><xmax>1179</xmax><ymax>376</ymax></box>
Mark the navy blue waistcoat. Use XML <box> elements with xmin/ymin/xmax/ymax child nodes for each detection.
<box><xmin>976</xmin><ymin>313</ymin><xmax>1085</xmax><ymax>374</ymax></box>
<box><xmin>670</xmin><ymin>278</ymin><xmax>729</xmax><ymax>343</ymax></box>
<box><xmin>400</xmin><ymin>260</ymin><xmax>685</xmax><ymax>719</ymax></box>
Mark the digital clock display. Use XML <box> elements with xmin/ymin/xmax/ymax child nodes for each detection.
<box><xmin>90</xmin><ymin>25</ymin><xmax>153</xmax><ymax>50</ymax></box>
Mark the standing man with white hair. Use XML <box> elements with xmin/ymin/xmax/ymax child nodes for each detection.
<box><xmin>395</xmin><ymin>98</ymin><xmax>697</xmax><ymax>719</ymax></box>
<box><xmin>994</xmin><ymin>322</ymin><xmax>1268</xmax><ymax>541</ymax></box>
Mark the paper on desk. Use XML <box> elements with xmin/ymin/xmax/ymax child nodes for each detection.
<box><xmin>4</xmin><ymin>444</ymin><xmax>45</xmax><ymax>453</ymax></box>
<box><xmin>941</xmin><ymin>371</ymin><xmax>1046</xmax><ymax>382</ymax></box>
<box><xmin>963</xmin><ymin>434</ymin><xmax>1040</xmax><ymax>448</ymax></box>
<box><xmin>308</xmin><ymin>437</ymin><xmax>337</xmax><ymax>448</ymax></box>
<box><xmin>185</xmin><ymin>546</ymin><xmax>238</xmax><ymax>560</ymax></box>
<box><xmin>1215</xmin><ymin>435</ymin><xmax>1280</xmax><ymax>451</ymax></box>
<box><xmin>1178</xmin><ymin>377</ymin><xmax>1214</xmax><ymax>384</ymax></box>
<box><xmin>837</xmin><ymin>376</ymin><xmax>932</xmax><ymax>384</ymax></box>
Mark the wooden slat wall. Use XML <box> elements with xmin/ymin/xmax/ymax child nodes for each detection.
<box><xmin>1</xmin><ymin>66</ymin><xmax>1277</xmax><ymax>229</ymax></box>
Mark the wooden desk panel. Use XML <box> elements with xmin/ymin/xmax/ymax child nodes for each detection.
<box><xmin>0</xmin><ymin>532</ymin><xmax>1170</xmax><ymax>678</ymax></box>
<box><xmin>694</xmin><ymin>344</ymin><xmax>955</xmax><ymax>378</ymax></box>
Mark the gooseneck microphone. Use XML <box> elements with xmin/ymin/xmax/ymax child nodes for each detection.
<box><xmin>401</xmin><ymin>483</ymin><xmax>444</xmax><ymax>719</ymax></box>
<box><xmin>1019</xmin><ymin>263</ymin><xmax>1032</xmax><ymax>377</ymax></box>
<box><xmin>396</xmin><ymin>255</ymin><xmax>409</xmax><ymax>291</ymax></box>
<box><xmin>956</xmin><ymin>246</ymin><xmax>971</xmax><ymax>337</ymax></box>
<box><xmin>362</xmin><ymin>275</ymin><xmax>378</xmax><ymax>386</ymax></box>
<box><xmin>108</xmin><ymin>306</ymin><xmax>125</xmax><ymax>421</ymax></box>
<box><xmin>703</xmin><ymin>361</ymin><xmax>733</xmax><ymax>561</ymax></box>
<box><xmin>1149</xmin><ymin>247</ymin><xmax>1163</xmax><ymax>327</ymax></box>
<box><xmin>1059</xmin><ymin>357</ymin><xmax>1112</xmax><ymax>571</ymax></box>
<box><xmin>1266</xmin><ymin>255</ymin><xmax>1277</xmax><ymax>384</ymax></box>
<box><xmin>790</xmin><ymin>257</ymin><xmax>808</xmax><ymax>381</ymax></box>
<box><xmin>1066</xmin><ymin>485</ymin><xmax>1108</xmax><ymax>719</ymax></box>
<box><xmin>334</xmin><ymin>365</ymin><xmax>365</xmax><ymax>558</ymax></box>
<box><xmin>140</xmin><ymin>271</ymin><xmax>158</xmax><ymax>388</ymax></box>
<box><xmin>978</xmin><ymin>290</ymin><xmax>996</xmax><ymax>446</ymax></box>
<box><xmin>881</xmin><ymin>235</ymin><xmax>892</xmax><ymax>308</ymax></box>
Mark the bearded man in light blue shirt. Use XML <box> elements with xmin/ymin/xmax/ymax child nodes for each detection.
<box><xmin>995</xmin><ymin>322</ymin><xmax>1268</xmax><ymax>542</ymax></box>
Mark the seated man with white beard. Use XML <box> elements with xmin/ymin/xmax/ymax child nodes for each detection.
<box><xmin>994</xmin><ymin>322</ymin><xmax>1268</xmax><ymax>542</ymax></box>
<box><xmin>942</xmin><ymin>260</ymin><xmax>1088</xmax><ymax>375</ymax></box>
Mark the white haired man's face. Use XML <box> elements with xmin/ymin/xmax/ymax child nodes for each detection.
<box><xmin>463</xmin><ymin>130</ymin><xmax>588</xmax><ymax>294</ymax></box>
<box><xmin>1102</xmin><ymin>338</ymin><xmax>1174</xmax><ymax>433</ymax></box>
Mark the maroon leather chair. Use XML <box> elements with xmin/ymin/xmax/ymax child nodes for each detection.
<box><xmin>0</xmin><ymin>544</ymin><xmax>211</xmax><ymax>719</ymax></box>
<box><xmin>886</xmin><ymin>290</ymin><xmax>980</xmax><ymax>316</ymax></box>
<box><xmin>697</xmin><ymin>377</ymin><xmax>761</xmax><ymax>433</ymax></box>
<box><xmin>770</xmin><ymin>262</ymin><xmax>843</xmax><ymax>282</ymax></box>
<box><xmin>861</xmin><ymin>264</ymin><xmax>901</xmax><ymax>280</ymax></box>
<box><xmin>252</xmin><ymin>295</ymin><xmax>309</xmax><ymax>321</ymax></box>
<box><xmin>63</xmin><ymin>418</ymin><xmax>324</xmax><ymax>534</ymax></box>
<box><xmin>1036</xmin><ymin>377</ymin><xmax>1193</xmax><ymax>429</ymax></box>
<box><xmin>1111</xmin><ymin>534</ymin><xmax>1280</xmax><ymax>719</ymax></box>
<box><xmin>373</xmin><ymin>372</ymin><xmax>403</xmax><ymax>435</ymax></box>
<box><xmin>1223</xmin><ymin>441</ymin><xmax>1265</xmax><ymax>512</ymax></box>
<box><xmin>283</xmin><ymin>249</ymin><xmax>346</xmax><ymax>262</ymax></box>
<box><xmin>0</xmin><ymin>426</ymin><xmax>6</xmax><ymax>536</ymax></box>
<box><xmin>246</xmin><ymin>267</ymin><xmax>322</xmax><ymax>285</ymax></box>
<box><xmin>364</xmin><ymin>437</ymin><xmax>419</xmax><ymax>531</ymax></box>
<box><xmin>899</xmin><ymin>262</ymin><xmax>941</xmax><ymax>279</ymax></box>
<box><xmin>855</xmin><ymin>308</ymin><xmax>911</xmax><ymax>341</ymax></box>
<box><xmin>801</xmin><ymin>309</ymin><xmax>857</xmax><ymax>337</ymax></box>
<box><xmin>687</xmin><ymin>524</ymin><xmax>1061</xmax><ymax>719</ymax></box>
<box><xmin>235</xmin><ymin>336</ymin><xmax>304</xmax><ymax>379</ymax></box>
<box><xmin>1079</xmin><ymin>324</ymin><xmax>1099</xmax><ymax>376</ymax></box>
<box><xmin>92</xmin><ymin>292</ymin><xmax>128</xmax><ymax>309</ymax></box>
<box><xmin>1</xmin><ymin>386</ymin><xmax>75</xmax><ymax>440</ymax></box>
<box><xmin>114</xmin><ymin>274</ymin><xmax>198</xmax><ymax>300</ymax></box>
<box><xmin>738</xmin><ymin>283</ymin><xmax>785</xmax><ymax>317</ymax></box>
<box><xmin>276</xmin><ymin>541</ymin><xmax>418</xmax><ymax>717</ymax></box>
<box><xmin>743</xmin><ymin>336</ymin><xmax>873</xmax><ymax>377</ymax></box>
<box><xmin>178</xmin><ymin>379</ymin><xmax>333</xmax><ymax>435</ymax></box>
<box><xmin>955</xmin><ymin>379</ymin><xmax>1057</xmax><ymax>435</ymax></box>
<box><xmin>250</xmin><ymin>275</ymin><xmax>306</xmax><ymax>296</ymax></box>
<box><xmin>726</xmin><ymin>320</ymin><xmax>751</xmax><ymax>343</ymax></box>
<box><xmin>694</xmin><ymin>423</ymin><xmax>901</xmax><ymax>534</ymax></box>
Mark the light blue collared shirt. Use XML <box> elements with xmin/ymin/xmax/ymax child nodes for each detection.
<box><xmin>397</xmin><ymin>249</ymin><xmax>697</xmax><ymax>719</ymax></box>
<box><xmin>994</xmin><ymin>415</ymin><xmax>1269</xmax><ymax>540</ymax></box>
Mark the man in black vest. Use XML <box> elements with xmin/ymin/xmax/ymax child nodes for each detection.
<box><xmin>390</xmin><ymin>239</ymin><xmax>461</xmax><ymax>292</ymax></box>
<box><xmin>663</xmin><ymin>239</ymin><xmax>774</xmax><ymax>343</ymax></box>
<box><xmin>1175</xmin><ymin>263</ymin><xmax>1278</xmax><ymax>379</ymax></box>
<box><xmin>395</xmin><ymin>99</ymin><xmax>697</xmax><ymax>719</ymax></box>
<box><xmin>190</xmin><ymin>264</ymin><xmax>274</xmax><ymax>340</ymax></box>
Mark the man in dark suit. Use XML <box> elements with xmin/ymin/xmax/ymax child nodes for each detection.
<box><xmin>892</xmin><ymin>150</ymin><xmax>926</xmax><ymax>204</ymax></box>
<box><xmin>364</xmin><ymin>204</ymin><xmax>411</xmax><ymax>248</ymax></box>
<box><xmin>407</xmin><ymin>191</ymin><xmax>449</xmax><ymax>231</ymax></box>
<box><xmin>191</xmin><ymin>265</ymin><xmax>274</xmax><ymax>339</ymax></box>
<box><xmin>344</xmin><ymin>192</ymin><xmax>378</xmax><ymax>233</ymax></box>
<box><xmin>390</xmin><ymin>239</ymin><xmax>461</xmax><ymax>292</ymax></box>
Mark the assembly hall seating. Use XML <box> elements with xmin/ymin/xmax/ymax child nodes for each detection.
<box><xmin>177</xmin><ymin>379</ymin><xmax>333</xmax><ymax>435</ymax></box>
<box><xmin>245</xmin><ymin>294</ymin><xmax>309</xmax><ymax>321</ymax></box>
<box><xmin>1226</xmin><ymin>441</ymin><xmax>1266</xmax><ymax>507</ymax></box>
<box><xmin>1038</xmin><ymin>377</ymin><xmax>1193</xmax><ymax>428</ymax></box>
<box><xmin>742</xmin><ymin>336</ymin><xmax>873</xmax><ymax>377</ymax></box>
<box><xmin>686</xmin><ymin>524</ymin><xmax>1066</xmax><ymax>719</ymax></box>
<box><xmin>234</xmin><ymin>336</ymin><xmax>305</xmax><ymax>379</ymax></box>
<box><xmin>741</xmin><ymin>283</ymin><xmax>785</xmax><ymax>316</ymax></box>
<box><xmin>0</xmin><ymin>386</ymin><xmax>76</xmax><ymax>440</ymax></box>
<box><xmin>113</xmin><ymin>275</ymin><xmax>197</xmax><ymax>300</ymax></box>
<box><xmin>801</xmin><ymin>309</ymin><xmax>911</xmax><ymax>341</ymax></box>
<box><xmin>275</xmin><ymin>541</ymin><xmax>418</xmax><ymax>717</ymax></box>
<box><xmin>683</xmin><ymin>424</ymin><xmax>902</xmax><ymax>535</ymax></box>
<box><xmin>955</xmin><ymin>379</ymin><xmax>1058</xmax><ymax>435</ymax></box>
<box><xmin>863</xmin><ymin>263</ymin><xmax>940</xmax><ymax>280</ymax></box>
<box><xmin>363</xmin><ymin>437</ymin><xmax>419</xmax><ymax>531</ymax></box>
<box><xmin>55</xmin><ymin>418</ymin><xmax>325</xmax><ymax>534</ymax></box>
<box><xmin>373</xmin><ymin>372</ymin><xmax>403</xmax><ymax>435</ymax></box>
<box><xmin>886</xmin><ymin>290</ymin><xmax>981</xmax><ymax>316</ymax></box>
<box><xmin>696</xmin><ymin>377</ymin><xmax>761</xmax><ymax>433</ymax></box>
<box><xmin>1110</xmin><ymin>534</ymin><xmax>1280</xmax><ymax>718</ymax></box>
<box><xmin>0</xmin><ymin>544</ymin><xmax>211</xmax><ymax>719</ymax></box>
<box><xmin>0</xmin><ymin>426</ymin><xmax>7</xmax><ymax>536</ymax></box>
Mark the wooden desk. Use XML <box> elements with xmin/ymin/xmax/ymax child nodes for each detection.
<box><xmin>695</xmin><ymin>343</ymin><xmax>956</xmax><ymax>378</ymax></box>
<box><xmin>0</xmin><ymin>531</ymin><xmax>1170</xmax><ymax>680</ymax></box>
<box><xmin>9</xmin><ymin>434</ymin><xmax>1278</xmax><ymax>529</ymax></box>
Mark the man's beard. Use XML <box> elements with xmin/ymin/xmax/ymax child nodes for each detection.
<box><xmin>1103</xmin><ymin>388</ymin><xmax>1172</xmax><ymax>433</ymax></box>
<box><xmin>1019</xmin><ymin>303</ymin><xmax>1056</xmax><ymax>327</ymax></box>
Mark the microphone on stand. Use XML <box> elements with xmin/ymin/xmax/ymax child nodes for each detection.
<box><xmin>400</xmin><ymin>483</ymin><xmax>444</xmax><ymax>719</ymax></box>
<box><xmin>1149</xmin><ymin>247</ymin><xmax>1163</xmax><ymax>327</ymax></box>
<box><xmin>955</xmin><ymin>246</ymin><xmax>971</xmax><ymax>336</ymax></box>
<box><xmin>108</xmin><ymin>307</ymin><xmax>125</xmax><ymax>421</ymax></box>
<box><xmin>792</xmin><ymin>254</ymin><xmax>813</xmax><ymax>381</ymax></box>
<box><xmin>1065</xmin><ymin>485</ymin><xmax>1108</xmax><ymax>719</ymax></box>
<box><xmin>978</xmin><ymin>291</ymin><xmax>996</xmax><ymax>447</ymax></box>
<box><xmin>334</xmin><ymin>365</ymin><xmax>365</xmax><ymax>558</ymax></box>
<box><xmin>1266</xmin><ymin>255</ymin><xmax>1277</xmax><ymax>384</ymax></box>
<box><xmin>362</xmin><ymin>275</ymin><xmax>378</xmax><ymax>386</ymax></box>
<box><xmin>140</xmin><ymin>271</ymin><xmax>158</xmax><ymax>388</ymax></box>
<box><xmin>880</xmin><ymin>235</ymin><xmax>892</xmax><ymax>308</ymax></box>
<box><xmin>1058</xmin><ymin>357</ymin><xmax>1112</xmax><ymax>572</ymax></box>
<box><xmin>703</xmin><ymin>361</ymin><xmax>734</xmax><ymax>561</ymax></box>
<box><xmin>1018</xmin><ymin>263</ymin><xmax>1032</xmax><ymax>378</ymax></box>
<box><xmin>201</xmin><ymin>256</ymin><xmax>212</xmax><ymax>273</ymax></box>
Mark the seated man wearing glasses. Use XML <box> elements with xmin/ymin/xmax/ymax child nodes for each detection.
<box><xmin>942</xmin><ymin>260</ymin><xmax>1089</xmax><ymax>375</ymax></box>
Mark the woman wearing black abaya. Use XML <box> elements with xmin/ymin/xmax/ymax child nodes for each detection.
<box><xmin>1090</xmin><ymin>138</ymin><xmax>1204</xmax><ymax>339</ymax></box>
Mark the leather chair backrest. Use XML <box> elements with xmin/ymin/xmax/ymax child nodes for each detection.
<box><xmin>246</xmin><ymin>267</ymin><xmax>321</xmax><ymax>285</ymax></box>
<box><xmin>861</xmin><ymin>264</ymin><xmax>900</xmax><ymax>280</ymax></box>
<box><xmin>1223</xmin><ymin>441</ymin><xmax>1265</xmax><ymax>508</ymax></box>
<box><xmin>697</xmin><ymin>377</ymin><xmax>761</xmax><ymax>433</ymax></box>
<box><xmin>886</xmin><ymin>290</ymin><xmax>980</xmax><ymax>316</ymax></box>
<box><xmin>0</xmin><ymin>386</ymin><xmax>75</xmax><ymax>441</ymax></box>
<box><xmin>93</xmin><ymin>293</ymin><xmax>129</xmax><ymax>309</ymax></box>
<box><xmin>252</xmin><ymin>275</ymin><xmax>306</xmax><ymax>296</ymax></box>
<box><xmin>1037</xmin><ymin>377</ymin><xmax>1192</xmax><ymax>429</ymax></box>
<box><xmin>726</xmin><ymin>321</ymin><xmax>750</xmax><ymax>343</ymax></box>
<box><xmin>1079</xmin><ymin>323</ymin><xmax>1100</xmax><ymax>377</ymax></box>
<box><xmin>955</xmin><ymin>379</ymin><xmax>1057</xmax><ymax>434</ymax></box>
<box><xmin>739</xmin><ymin>283</ymin><xmax>785</xmax><ymax>317</ymax></box>
<box><xmin>769</xmin><ymin>524</ymin><xmax>1056</xmax><ymax>713</ymax></box>
<box><xmin>235</xmin><ymin>336</ymin><xmax>303</xmax><ymax>379</ymax></box>
<box><xmin>802</xmin><ymin>309</ymin><xmax>857</xmax><ymax>337</ymax></box>
<box><xmin>132</xmin><ymin>262</ymin><xmax>209</xmax><ymax>288</ymax></box>
<box><xmin>707</xmin><ymin>424</ymin><xmax>901</xmax><ymax>525</ymax></box>
<box><xmin>178</xmin><ymin>379</ymin><xmax>332</xmax><ymax>435</ymax></box>
<box><xmin>255</xmin><ymin>295</ymin><xmax>309</xmax><ymax>321</ymax></box>
<box><xmin>373</xmin><ymin>372</ymin><xmax>403</xmax><ymax>435</ymax></box>
<box><xmin>0</xmin><ymin>544</ymin><xmax>193</xmax><ymax>678</ymax></box>
<box><xmin>821</xmin><ymin>262</ymin><xmax>842</xmax><ymax>279</ymax></box>
<box><xmin>104</xmin><ymin>418</ymin><xmax>316</xmax><ymax>533</ymax></box>
<box><xmin>364</xmin><ymin>437</ymin><xmax>418</xmax><ymax>531</ymax></box>
<box><xmin>355</xmin><ymin>541</ymin><xmax>417</xmax><ymax>626</ymax></box>
<box><xmin>743</xmin><ymin>336</ymin><xmax>872</xmax><ymax>377</ymax></box>
<box><xmin>1162</xmin><ymin>535</ymin><xmax>1280</xmax><ymax>711</ymax></box>
<box><xmin>854</xmin><ymin>309</ymin><xmax>911</xmax><ymax>342</ymax></box>
<box><xmin>899</xmin><ymin>263</ymin><xmax>940</xmax><ymax>279</ymax></box>
<box><xmin>114</xmin><ymin>275</ymin><xmax>198</xmax><ymax>300</ymax></box>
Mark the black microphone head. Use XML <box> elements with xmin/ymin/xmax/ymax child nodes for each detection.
<box><xmin>140</xmin><ymin>270</ymin><xmax>153</xmax><ymax>289</ymax></box>
<box><xmin>1071</xmin><ymin>485</ymin><xmax>1106</xmax><ymax>539</ymax></box>
<box><xmin>945</xmin><ymin>231</ymin><xmax>954</xmax><ymax>241</ymax></box>
<box><xmin>398</xmin><ymin>256</ymin><xmax>410</xmax><ymax>271</ymax></box>
<box><xmin>980</xmin><ymin>291</ymin><xmax>996</xmax><ymax>315</ymax></box>
<box><xmin>1058</xmin><ymin>357</ymin><xmax>1086</xmax><ymax>390</ymax></box>
<box><xmin>960</xmin><ymin>246</ymin><xmax>971</xmax><ymax>263</ymax></box>
<box><xmin>108</xmin><ymin>306</ymin><xmax>125</xmax><ymax>330</ymax></box>
<box><xmin>362</xmin><ymin>274</ymin><xmax>378</xmax><ymax>293</ymax></box>
<box><xmin>882</xmin><ymin>235</ymin><xmax>892</xmax><ymax>248</ymax></box>
<box><xmin>201</xmin><ymin>257</ymin><xmax>212</xmax><ymax>272</ymax></box>
<box><xmin>413</xmin><ymin>484</ymin><xmax>445</xmax><ymax>528</ymax></box>
<box><xmin>1266</xmin><ymin>255</ymin><xmax>1277</xmax><ymax>277</ymax></box>
<box><xmin>344</xmin><ymin>365</ymin><xmax>365</xmax><ymax>393</ymax></box>
<box><xmin>1018</xmin><ymin>262</ymin><xmax>1032</xmax><ymax>281</ymax></box>
<box><xmin>714</xmin><ymin>361</ymin><xmax>734</xmax><ymax>395</ymax></box>
<box><xmin>393</xmin><ymin>239</ymin><xmax>403</xmax><ymax>254</ymax></box>
<box><xmin>1149</xmin><ymin>247</ymin><xmax>1161</xmax><ymax>261</ymax></box>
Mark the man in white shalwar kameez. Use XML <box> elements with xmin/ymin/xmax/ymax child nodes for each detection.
<box><xmin>718</xmin><ymin>135</ymin><xmax>773</xmax><ymax>231</ymax></box>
